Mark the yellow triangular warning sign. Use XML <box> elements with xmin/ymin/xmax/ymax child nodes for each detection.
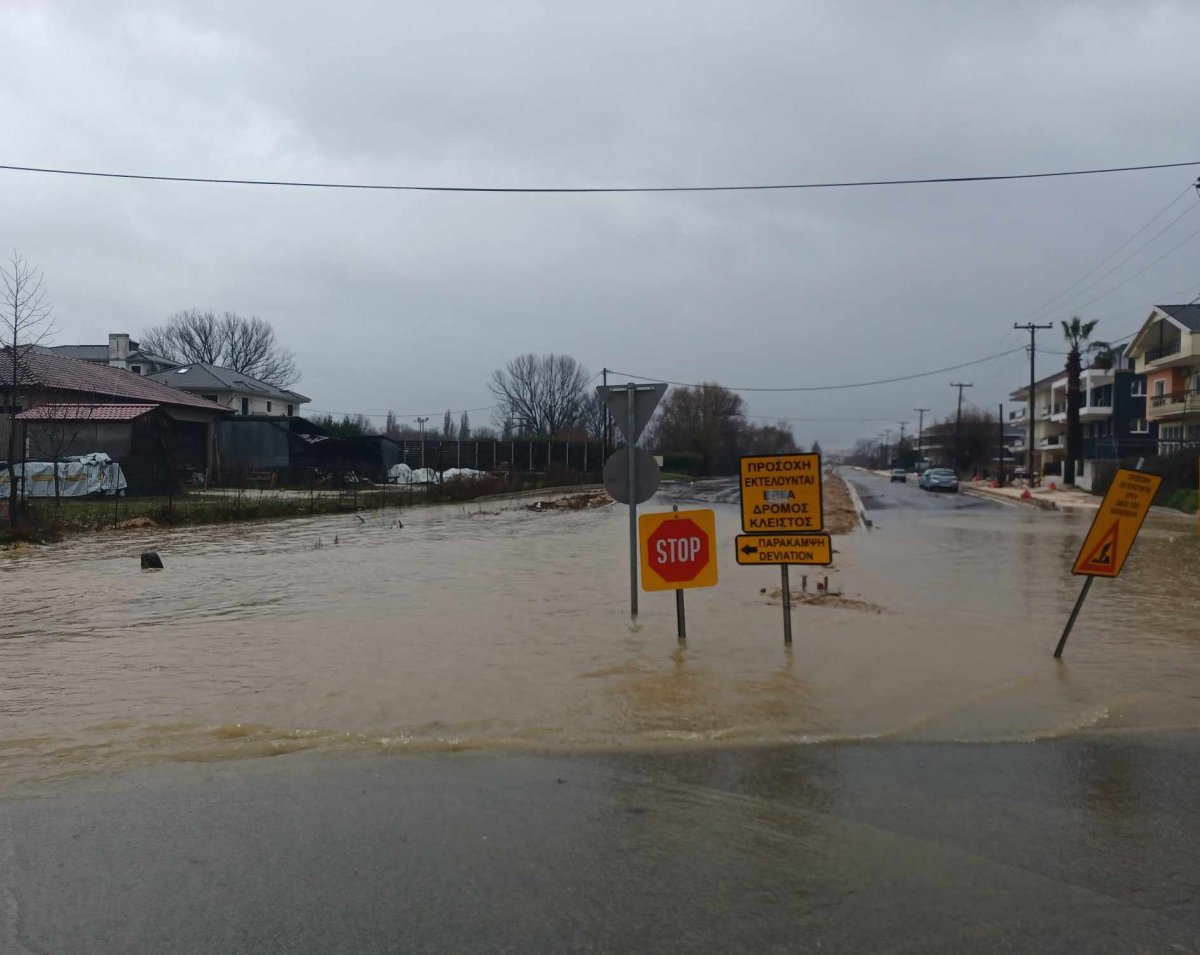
<box><xmin>1077</xmin><ymin>521</ymin><xmax>1119</xmax><ymax>574</ymax></box>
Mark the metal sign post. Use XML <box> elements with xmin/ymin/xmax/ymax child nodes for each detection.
<box><xmin>627</xmin><ymin>384</ymin><xmax>638</xmax><ymax>617</ymax></box>
<box><xmin>780</xmin><ymin>566</ymin><xmax>792</xmax><ymax>646</ymax></box>
<box><xmin>735</xmin><ymin>453</ymin><xmax>827</xmax><ymax>647</ymax></box>
<box><xmin>1055</xmin><ymin>466</ymin><xmax>1161</xmax><ymax>658</ymax></box>
<box><xmin>638</xmin><ymin>506</ymin><xmax>718</xmax><ymax>641</ymax></box>
<box><xmin>597</xmin><ymin>381</ymin><xmax>668</xmax><ymax>620</ymax></box>
<box><xmin>673</xmin><ymin>505</ymin><xmax>686</xmax><ymax>641</ymax></box>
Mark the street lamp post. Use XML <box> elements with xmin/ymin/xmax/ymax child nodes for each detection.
<box><xmin>416</xmin><ymin>416</ymin><xmax>429</xmax><ymax>469</ymax></box>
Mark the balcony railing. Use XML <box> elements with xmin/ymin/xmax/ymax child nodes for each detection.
<box><xmin>1145</xmin><ymin>342</ymin><xmax>1183</xmax><ymax>363</ymax></box>
<box><xmin>1150</xmin><ymin>390</ymin><xmax>1200</xmax><ymax>409</ymax></box>
<box><xmin>1040</xmin><ymin>435</ymin><xmax>1063</xmax><ymax>448</ymax></box>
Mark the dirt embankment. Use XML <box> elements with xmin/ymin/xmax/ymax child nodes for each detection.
<box><xmin>526</xmin><ymin>490</ymin><xmax>612</xmax><ymax>512</ymax></box>
<box><xmin>821</xmin><ymin>471</ymin><xmax>859</xmax><ymax>534</ymax></box>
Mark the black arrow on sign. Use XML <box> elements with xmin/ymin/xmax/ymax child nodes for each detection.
<box><xmin>740</xmin><ymin>544</ymin><xmax>758</xmax><ymax>555</ymax></box>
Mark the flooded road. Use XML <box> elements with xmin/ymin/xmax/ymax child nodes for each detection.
<box><xmin>3</xmin><ymin>474</ymin><xmax>1200</xmax><ymax>797</ymax></box>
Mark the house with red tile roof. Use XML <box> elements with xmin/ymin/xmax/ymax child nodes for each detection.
<box><xmin>1</xmin><ymin>348</ymin><xmax>229</xmax><ymax>489</ymax></box>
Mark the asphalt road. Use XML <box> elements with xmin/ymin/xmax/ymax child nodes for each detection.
<box><xmin>4</xmin><ymin>739</ymin><xmax>1200</xmax><ymax>953</ymax></box>
<box><xmin>842</xmin><ymin>468</ymin><xmax>1003</xmax><ymax>514</ymax></box>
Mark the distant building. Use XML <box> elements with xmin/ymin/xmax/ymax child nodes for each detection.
<box><xmin>1125</xmin><ymin>304</ymin><xmax>1200</xmax><ymax>454</ymax></box>
<box><xmin>1009</xmin><ymin>343</ymin><xmax>1154</xmax><ymax>488</ymax></box>
<box><xmin>0</xmin><ymin>348</ymin><xmax>229</xmax><ymax>488</ymax></box>
<box><xmin>46</xmin><ymin>333</ymin><xmax>178</xmax><ymax>376</ymax></box>
<box><xmin>147</xmin><ymin>362</ymin><xmax>309</xmax><ymax>418</ymax></box>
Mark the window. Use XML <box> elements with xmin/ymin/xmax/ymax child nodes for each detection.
<box><xmin>200</xmin><ymin>393</ymin><xmax>218</xmax><ymax>403</ymax></box>
<box><xmin>1153</xmin><ymin>379</ymin><xmax>1166</xmax><ymax>398</ymax></box>
<box><xmin>286</xmin><ymin>404</ymin><xmax>294</xmax><ymax>416</ymax></box>
<box><xmin>240</xmin><ymin>397</ymin><xmax>249</xmax><ymax>415</ymax></box>
<box><xmin>266</xmin><ymin>401</ymin><xmax>273</xmax><ymax>413</ymax></box>
<box><xmin>1130</xmin><ymin>418</ymin><xmax>1148</xmax><ymax>433</ymax></box>
<box><xmin>129</xmin><ymin>364</ymin><xmax>142</xmax><ymax>375</ymax></box>
<box><xmin>1131</xmin><ymin>379</ymin><xmax>1146</xmax><ymax>397</ymax></box>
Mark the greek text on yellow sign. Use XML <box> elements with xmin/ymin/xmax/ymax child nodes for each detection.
<box><xmin>735</xmin><ymin>533</ymin><xmax>832</xmax><ymax>566</ymax></box>
<box><xmin>739</xmin><ymin>453</ymin><xmax>823</xmax><ymax>533</ymax></box>
<box><xmin>1072</xmin><ymin>467</ymin><xmax>1162</xmax><ymax>577</ymax></box>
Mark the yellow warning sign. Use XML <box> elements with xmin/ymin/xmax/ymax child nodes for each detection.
<box><xmin>735</xmin><ymin>533</ymin><xmax>832</xmax><ymax>566</ymax></box>
<box><xmin>739</xmin><ymin>453</ymin><xmax>823</xmax><ymax>533</ymax></box>
<box><xmin>1072</xmin><ymin>467</ymin><xmax>1162</xmax><ymax>577</ymax></box>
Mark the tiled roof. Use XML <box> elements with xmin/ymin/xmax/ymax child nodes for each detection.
<box><xmin>1156</xmin><ymin>304</ymin><xmax>1200</xmax><ymax>331</ymax></box>
<box><xmin>16</xmin><ymin>403</ymin><xmax>157</xmax><ymax>422</ymax></box>
<box><xmin>47</xmin><ymin>344</ymin><xmax>110</xmax><ymax>361</ymax></box>
<box><xmin>147</xmin><ymin>362</ymin><xmax>309</xmax><ymax>403</ymax></box>
<box><xmin>0</xmin><ymin>349</ymin><xmax>230</xmax><ymax>412</ymax></box>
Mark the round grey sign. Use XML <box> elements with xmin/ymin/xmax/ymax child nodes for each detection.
<box><xmin>602</xmin><ymin>448</ymin><xmax>661</xmax><ymax>504</ymax></box>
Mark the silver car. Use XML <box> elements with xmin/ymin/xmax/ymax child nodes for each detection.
<box><xmin>923</xmin><ymin>468</ymin><xmax>959</xmax><ymax>492</ymax></box>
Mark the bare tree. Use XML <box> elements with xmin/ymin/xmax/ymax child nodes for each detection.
<box><xmin>27</xmin><ymin>406</ymin><xmax>95</xmax><ymax>507</ymax></box>
<box><xmin>646</xmin><ymin>383</ymin><xmax>745</xmax><ymax>475</ymax></box>
<box><xmin>459</xmin><ymin>411</ymin><xmax>471</xmax><ymax>441</ymax></box>
<box><xmin>142</xmin><ymin>309</ymin><xmax>298</xmax><ymax>386</ymax></box>
<box><xmin>2</xmin><ymin>253</ymin><xmax>55</xmax><ymax>525</ymax></box>
<box><xmin>578</xmin><ymin>392</ymin><xmax>607</xmax><ymax>442</ymax></box>
<box><xmin>489</xmin><ymin>354</ymin><xmax>590</xmax><ymax>437</ymax></box>
<box><xmin>442</xmin><ymin>408</ymin><xmax>456</xmax><ymax>441</ymax></box>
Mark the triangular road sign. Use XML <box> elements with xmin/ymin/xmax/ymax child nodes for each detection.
<box><xmin>1077</xmin><ymin>521</ymin><xmax>1119</xmax><ymax>575</ymax></box>
<box><xmin>597</xmin><ymin>382</ymin><xmax>667</xmax><ymax>445</ymax></box>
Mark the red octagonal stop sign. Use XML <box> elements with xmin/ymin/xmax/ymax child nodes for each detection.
<box><xmin>639</xmin><ymin>509</ymin><xmax>719</xmax><ymax>592</ymax></box>
<box><xmin>648</xmin><ymin>518</ymin><xmax>710</xmax><ymax>583</ymax></box>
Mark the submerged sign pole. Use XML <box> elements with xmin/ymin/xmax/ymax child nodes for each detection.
<box><xmin>780</xmin><ymin>565</ymin><xmax>792</xmax><ymax>646</ymax></box>
<box><xmin>597</xmin><ymin>381</ymin><xmax>668</xmax><ymax>620</ymax></box>
<box><xmin>1053</xmin><ymin>576</ymin><xmax>1094</xmax><ymax>659</ymax></box>
<box><xmin>673</xmin><ymin>505</ymin><xmax>686</xmax><ymax>641</ymax></box>
<box><xmin>735</xmin><ymin>453</ymin><xmax>826</xmax><ymax>647</ymax></box>
<box><xmin>627</xmin><ymin>383</ymin><xmax>638</xmax><ymax>617</ymax></box>
<box><xmin>1054</xmin><ymin>466</ymin><xmax>1162</xmax><ymax>658</ymax></box>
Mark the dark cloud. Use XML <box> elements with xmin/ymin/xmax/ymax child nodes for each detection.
<box><xmin>2</xmin><ymin>0</ymin><xmax>1198</xmax><ymax>443</ymax></box>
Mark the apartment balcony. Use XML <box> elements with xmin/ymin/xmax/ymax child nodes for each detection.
<box><xmin>1144</xmin><ymin>341</ymin><xmax>1182</xmax><ymax>363</ymax></box>
<box><xmin>1039</xmin><ymin>434</ymin><xmax>1064</xmax><ymax>450</ymax></box>
<box><xmin>1049</xmin><ymin>399</ymin><xmax>1112</xmax><ymax>423</ymax></box>
<box><xmin>1148</xmin><ymin>390</ymin><xmax>1200</xmax><ymax>421</ymax></box>
<box><xmin>1140</xmin><ymin>338</ymin><xmax>1198</xmax><ymax>370</ymax></box>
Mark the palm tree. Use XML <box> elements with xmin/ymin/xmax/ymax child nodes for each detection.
<box><xmin>1062</xmin><ymin>315</ymin><xmax>1098</xmax><ymax>485</ymax></box>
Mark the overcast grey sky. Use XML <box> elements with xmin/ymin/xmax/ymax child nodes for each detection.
<box><xmin>3</xmin><ymin>0</ymin><xmax>1199</xmax><ymax>446</ymax></box>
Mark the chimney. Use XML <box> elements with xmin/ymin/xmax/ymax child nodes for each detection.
<box><xmin>108</xmin><ymin>333</ymin><xmax>130</xmax><ymax>367</ymax></box>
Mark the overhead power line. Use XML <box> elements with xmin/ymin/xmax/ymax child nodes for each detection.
<box><xmin>0</xmin><ymin>159</ymin><xmax>1198</xmax><ymax>194</ymax></box>
<box><xmin>608</xmin><ymin>346</ymin><xmax>1025</xmax><ymax>393</ymax></box>
<box><xmin>1017</xmin><ymin>185</ymin><xmax>1199</xmax><ymax>324</ymax></box>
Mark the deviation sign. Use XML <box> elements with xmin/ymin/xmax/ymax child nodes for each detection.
<box><xmin>735</xmin><ymin>533</ymin><xmax>832</xmax><ymax>566</ymax></box>
<box><xmin>739</xmin><ymin>453</ymin><xmax>823</xmax><ymax>533</ymax></box>
<box><xmin>638</xmin><ymin>509</ymin><xmax>718</xmax><ymax>592</ymax></box>
<box><xmin>1072</xmin><ymin>467</ymin><xmax>1162</xmax><ymax>578</ymax></box>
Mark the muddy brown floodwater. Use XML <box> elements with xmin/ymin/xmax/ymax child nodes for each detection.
<box><xmin>2</xmin><ymin>476</ymin><xmax>1200</xmax><ymax>798</ymax></box>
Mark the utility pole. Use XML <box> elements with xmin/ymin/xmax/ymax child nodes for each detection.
<box><xmin>883</xmin><ymin>429</ymin><xmax>892</xmax><ymax>468</ymax></box>
<box><xmin>897</xmin><ymin>422</ymin><xmax>906</xmax><ymax>465</ymax></box>
<box><xmin>601</xmin><ymin>367</ymin><xmax>610</xmax><ymax>455</ymax></box>
<box><xmin>416</xmin><ymin>416</ymin><xmax>429</xmax><ymax>469</ymax></box>
<box><xmin>997</xmin><ymin>403</ymin><xmax>1005</xmax><ymax>486</ymax></box>
<box><xmin>1014</xmin><ymin>323</ymin><xmax>1053</xmax><ymax>486</ymax></box>
<box><xmin>950</xmin><ymin>383</ymin><xmax>973</xmax><ymax>475</ymax></box>
<box><xmin>914</xmin><ymin>408</ymin><xmax>929</xmax><ymax>465</ymax></box>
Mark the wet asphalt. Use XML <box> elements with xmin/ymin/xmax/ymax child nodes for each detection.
<box><xmin>4</xmin><ymin>736</ymin><xmax>1200</xmax><ymax>953</ymax></box>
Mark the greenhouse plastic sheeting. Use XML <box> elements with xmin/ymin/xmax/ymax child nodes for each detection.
<box><xmin>0</xmin><ymin>455</ymin><xmax>128</xmax><ymax>499</ymax></box>
<box><xmin>387</xmin><ymin>464</ymin><xmax>487</xmax><ymax>484</ymax></box>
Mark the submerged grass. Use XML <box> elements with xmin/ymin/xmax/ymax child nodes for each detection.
<box><xmin>1</xmin><ymin>472</ymin><xmax>599</xmax><ymax>546</ymax></box>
